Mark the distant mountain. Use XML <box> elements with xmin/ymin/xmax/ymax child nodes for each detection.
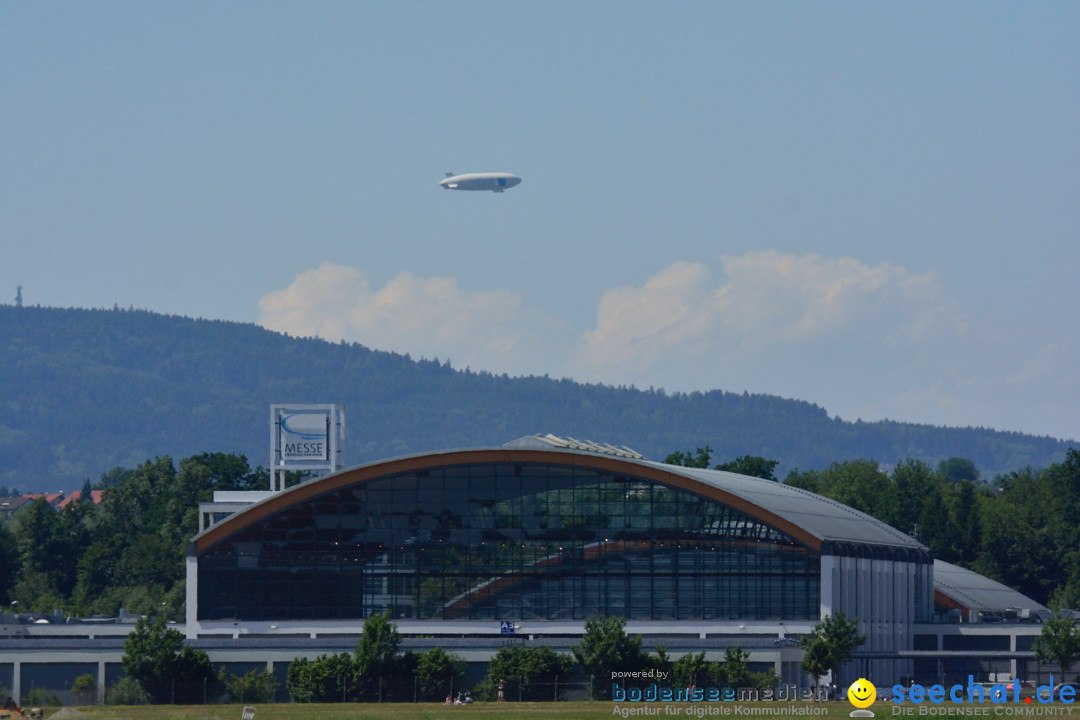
<box><xmin>0</xmin><ymin>305</ymin><xmax>1073</xmax><ymax>491</ymax></box>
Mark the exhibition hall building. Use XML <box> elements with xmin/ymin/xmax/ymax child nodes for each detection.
<box><xmin>0</xmin><ymin>435</ymin><xmax>1053</xmax><ymax>703</ymax></box>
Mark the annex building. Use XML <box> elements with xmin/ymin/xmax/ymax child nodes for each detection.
<box><xmin>0</xmin><ymin>436</ymin><xmax>1053</xmax><ymax>704</ymax></box>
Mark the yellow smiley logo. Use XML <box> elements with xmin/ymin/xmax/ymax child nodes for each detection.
<box><xmin>848</xmin><ymin>678</ymin><xmax>877</xmax><ymax>709</ymax></box>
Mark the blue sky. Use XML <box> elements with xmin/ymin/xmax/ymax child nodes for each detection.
<box><xmin>3</xmin><ymin>2</ymin><xmax>1078</xmax><ymax>440</ymax></box>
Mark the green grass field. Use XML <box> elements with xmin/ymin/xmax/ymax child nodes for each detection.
<box><xmin>40</xmin><ymin>701</ymin><xmax>863</xmax><ymax>720</ymax></box>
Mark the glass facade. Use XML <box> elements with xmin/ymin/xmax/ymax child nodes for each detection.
<box><xmin>198</xmin><ymin>462</ymin><xmax>820</xmax><ymax>621</ymax></box>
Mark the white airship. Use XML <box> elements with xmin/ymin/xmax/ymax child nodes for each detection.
<box><xmin>439</xmin><ymin>172</ymin><xmax>522</xmax><ymax>192</ymax></box>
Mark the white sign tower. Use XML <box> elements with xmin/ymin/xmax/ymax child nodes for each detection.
<box><xmin>270</xmin><ymin>404</ymin><xmax>345</xmax><ymax>491</ymax></box>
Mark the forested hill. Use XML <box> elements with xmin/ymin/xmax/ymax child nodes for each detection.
<box><xmin>1</xmin><ymin>304</ymin><xmax>1073</xmax><ymax>490</ymax></box>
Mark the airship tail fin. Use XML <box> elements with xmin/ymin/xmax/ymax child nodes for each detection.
<box><xmin>445</xmin><ymin>171</ymin><xmax>455</xmax><ymax>178</ymax></box>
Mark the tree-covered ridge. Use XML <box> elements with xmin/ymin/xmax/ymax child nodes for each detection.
<box><xmin>0</xmin><ymin>303</ymin><xmax>1074</xmax><ymax>490</ymax></box>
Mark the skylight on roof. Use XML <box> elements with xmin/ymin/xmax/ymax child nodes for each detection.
<box><xmin>505</xmin><ymin>433</ymin><xmax>644</xmax><ymax>459</ymax></box>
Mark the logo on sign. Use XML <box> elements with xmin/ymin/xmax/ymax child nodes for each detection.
<box><xmin>280</xmin><ymin>413</ymin><xmax>328</xmax><ymax>461</ymax></box>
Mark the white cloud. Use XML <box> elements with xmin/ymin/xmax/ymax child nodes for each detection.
<box><xmin>575</xmin><ymin>261</ymin><xmax>717</xmax><ymax>376</ymax></box>
<box><xmin>258</xmin><ymin>262</ymin><xmax>523</xmax><ymax>364</ymax></box>
<box><xmin>715</xmin><ymin>251</ymin><xmax>941</xmax><ymax>341</ymax></box>
<box><xmin>569</xmin><ymin>252</ymin><xmax>1044</xmax><ymax>432</ymax></box>
<box><xmin>574</xmin><ymin>252</ymin><xmax>950</xmax><ymax>382</ymax></box>
<box><xmin>258</xmin><ymin>254</ymin><xmax>1078</xmax><ymax>439</ymax></box>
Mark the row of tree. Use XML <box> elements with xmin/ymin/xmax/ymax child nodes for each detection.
<box><xmin>112</xmin><ymin>606</ymin><xmax>1080</xmax><ymax>705</ymax></box>
<box><xmin>108</xmin><ymin>609</ymin><xmax>1080</xmax><ymax>706</ymax></box>
<box><xmin>117</xmin><ymin>611</ymin><xmax>785</xmax><ymax>704</ymax></box>
<box><xmin>0</xmin><ymin>453</ymin><xmax>288</xmax><ymax>618</ymax></box>
<box><xmin>284</xmin><ymin>615</ymin><xmax>803</xmax><ymax>703</ymax></box>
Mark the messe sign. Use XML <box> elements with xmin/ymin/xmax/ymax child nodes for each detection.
<box><xmin>279</xmin><ymin>412</ymin><xmax>330</xmax><ymax>461</ymax></box>
<box><xmin>270</xmin><ymin>404</ymin><xmax>344</xmax><ymax>491</ymax></box>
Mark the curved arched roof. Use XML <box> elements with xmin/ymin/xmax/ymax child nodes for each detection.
<box><xmin>933</xmin><ymin>559</ymin><xmax>1049</xmax><ymax>617</ymax></box>
<box><xmin>192</xmin><ymin>446</ymin><xmax>927</xmax><ymax>556</ymax></box>
<box><xmin>662</xmin><ymin>463</ymin><xmax>924</xmax><ymax>551</ymax></box>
